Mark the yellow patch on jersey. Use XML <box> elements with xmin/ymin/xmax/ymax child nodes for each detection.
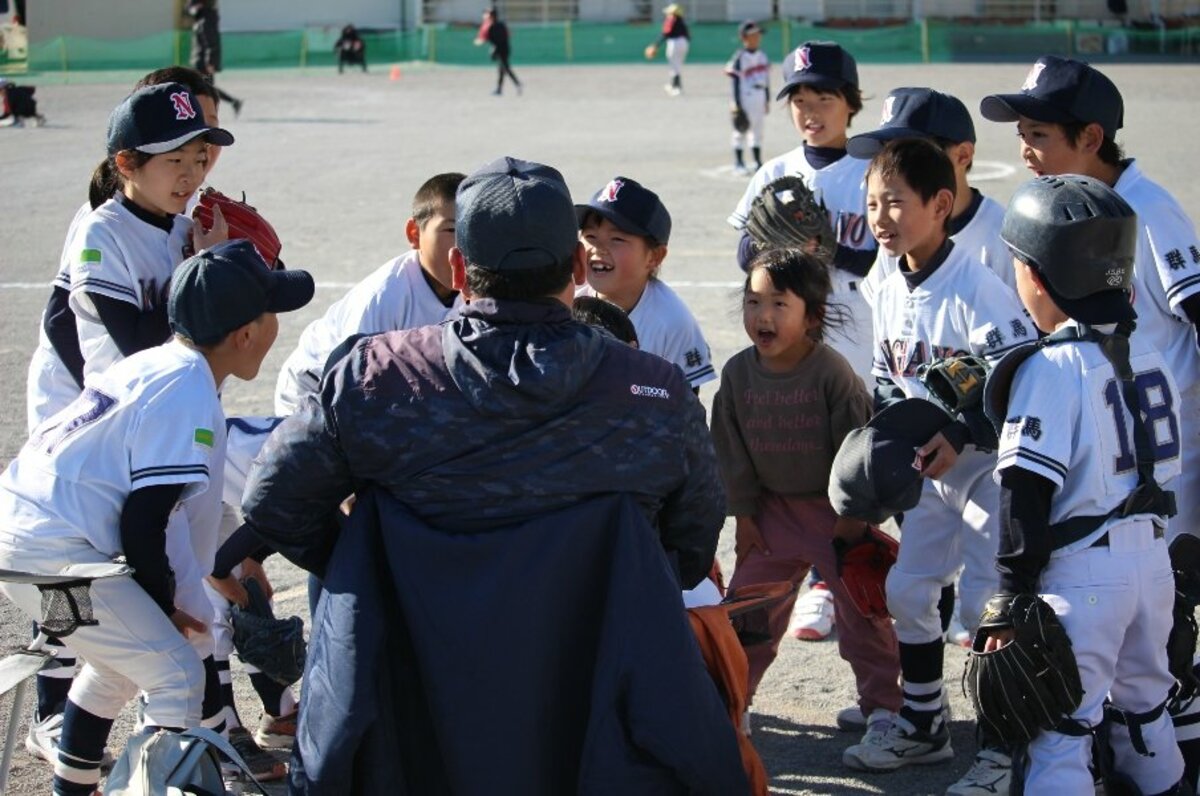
<box><xmin>80</xmin><ymin>248</ymin><xmax>102</xmax><ymax>264</ymax></box>
<box><xmin>194</xmin><ymin>428</ymin><xmax>214</xmax><ymax>447</ymax></box>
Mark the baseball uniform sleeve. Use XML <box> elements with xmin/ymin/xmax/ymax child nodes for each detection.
<box><xmin>995</xmin><ymin>354</ymin><xmax>1073</xmax><ymax>490</ymax></box>
<box><xmin>68</xmin><ymin>223</ymin><xmax>135</xmax><ymax>322</ymax></box>
<box><xmin>128</xmin><ymin>387</ymin><xmax>216</xmax><ymax>498</ymax></box>
<box><xmin>1144</xmin><ymin>205</ymin><xmax>1200</xmax><ymax>314</ymax></box>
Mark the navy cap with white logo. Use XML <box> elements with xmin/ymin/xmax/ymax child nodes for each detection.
<box><xmin>847</xmin><ymin>87</ymin><xmax>976</xmax><ymax>159</ymax></box>
<box><xmin>776</xmin><ymin>41</ymin><xmax>858</xmax><ymax>100</ymax></box>
<box><xmin>577</xmin><ymin>176</ymin><xmax>672</xmax><ymax>245</ymax></box>
<box><xmin>739</xmin><ymin>19</ymin><xmax>763</xmax><ymax>36</ymax></box>
<box><xmin>106</xmin><ymin>82</ymin><xmax>235</xmax><ymax>156</ymax></box>
<box><xmin>980</xmin><ymin>56</ymin><xmax>1123</xmax><ymax>138</ymax></box>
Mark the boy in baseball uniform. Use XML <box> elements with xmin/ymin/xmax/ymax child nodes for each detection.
<box><xmin>725</xmin><ymin>20</ymin><xmax>769</xmax><ymax>176</ymax></box>
<box><xmin>981</xmin><ymin>175</ymin><xmax>1184</xmax><ymax>793</ymax></box>
<box><xmin>842</xmin><ymin>138</ymin><xmax>1033</xmax><ymax>792</ymax></box>
<box><xmin>0</xmin><ymin>240</ymin><xmax>313</xmax><ymax>795</ymax></box>
<box><xmin>274</xmin><ymin>172</ymin><xmax>465</xmax><ymax>415</ymax></box>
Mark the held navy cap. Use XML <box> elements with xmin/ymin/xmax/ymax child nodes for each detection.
<box><xmin>777</xmin><ymin>41</ymin><xmax>859</xmax><ymax>100</ymax></box>
<box><xmin>739</xmin><ymin>19</ymin><xmax>763</xmax><ymax>36</ymax></box>
<box><xmin>980</xmin><ymin>56</ymin><xmax>1124</xmax><ymax>139</ymax></box>
<box><xmin>847</xmin><ymin>87</ymin><xmax>976</xmax><ymax>159</ymax></box>
<box><xmin>106</xmin><ymin>82</ymin><xmax>235</xmax><ymax>156</ymax></box>
<box><xmin>169</xmin><ymin>239</ymin><xmax>315</xmax><ymax>346</ymax></box>
<box><xmin>576</xmin><ymin>176</ymin><xmax>672</xmax><ymax>245</ymax></box>
<box><xmin>456</xmin><ymin>156</ymin><xmax>580</xmax><ymax>272</ymax></box>
<box><xmin>828</xmin><ymin>399</ymin><xmax>954</xmax><ymax>525</ymax></box>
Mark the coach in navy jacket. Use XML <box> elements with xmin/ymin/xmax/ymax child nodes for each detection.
<box><xmin>242</xmin><ymin>157</ymin><xmax>733</xmax><ymax>792</ymax></box>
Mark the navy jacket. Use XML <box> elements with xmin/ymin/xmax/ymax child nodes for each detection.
<box><xmin>244</xmin><ymin>298</ymin><xmax>724</xmax><ymax>588</ymax></box>
<box><xmin>289</xmin><ymin>490</ymin><xmax>749</xmax><ymax>795</ymax></box>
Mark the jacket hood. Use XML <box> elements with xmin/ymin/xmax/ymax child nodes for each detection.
<box><xmin>444</xmin><ymin>298</ymin><xmax>607</xmax><ymax>417</ymax></box>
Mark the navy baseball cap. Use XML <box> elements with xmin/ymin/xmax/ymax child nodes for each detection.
<box><xmin>777</xmin><ymin>41</ymin><xmax>858</xmax><ymax>100</ymax></box>
<box><xmin>577</xmin><ymin>177</ymin><xmax>672</xmax><ymax>245</ymax></box>
<box><xmin>980</xmin><ymin>56</ymin><xmax>1124</xmax><ymax>138</ymax></box>
<box><xmin>456</xmin><ymin>156</ymin><xmax>579</xmax><ymax>272</ymax></box>
<box><xmin>169</xmin><ymin>239</ymin><xmax>315</xmax><ymax>345</ymax></box>
<box><xmin>847</xmin><ymin>88</ymin><xmax>976</xmax><ymax>159</ymax></box>
<box><xmin>106</xmin><ymin>82</ymin><xmax>234</xmax><ymax>156</ymax></box>
<box><xmin>739</xmin><ymin>20</ymin><xmax>763</xmax><ymax>36</ymax></box>
<box><xmin>828</xmin><ymin>399</ymin><xmax>953</xmax><ymax>524</ymax></box>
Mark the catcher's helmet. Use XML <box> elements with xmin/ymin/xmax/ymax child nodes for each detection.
<box><xmin>1001</xmin><ymin>175</ymin><xmax>1137</xmax><ymax>301</ymax></box>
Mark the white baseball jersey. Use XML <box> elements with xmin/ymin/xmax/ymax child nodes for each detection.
<box><xmin>576</xmin><ymin>279</ymin><xmax>716</xmax><ymax>389</ymax></box>
<box><xmin>67</xmin><ymin>197</ymin><xmax>192</xmax><ymax>380</ymax></box>
<box><xmin>0</xmin><ymin>340</ymin><xmax>225</xmax><ymax>560</ymax></box>
<box><xmin>26</xmin><ymin>201</ymin><xmax>103</xmax><ymax>432</ymax></box>
<box><xmin>997</xmin><ymin>326</ymin><xmax>1184</xmax><ymax>792</ymax></box>
<box><xmin>274</xmin><ymin>250</ymin><xmax>461</xmax><ymax>415</ymax></box>
<box><xmin>728</xmin><ymin>147</ymin><xmax>875</xmax><ymax>258</ymax></box>
<box><xmin>995</xmin><ymin>327</ymin><xmax>1181</xmax><ymax>547</ymax></box>
<box><xmin>872</xmin><ymin>242</ymin><xmax>1033</xmax><ymax>398</ymax></box>
<box><xmin>222</xmin><ymin>416</ymin><xmax>283</xmax><ymax>509</ymax></box>
<box><xmin>725</xmin><ymin>48</ymin><xmax>769</xmax><ymax>112</ymax></box>
<box><xmin>861</xmin><ymin>191</ymin><xmax>1013</xmax><ymax>307</ymax></box>
<box><xmin>1115</xmin><ymin>159</ymin><xmax>1200</xmax><ymax>392</ymax></box>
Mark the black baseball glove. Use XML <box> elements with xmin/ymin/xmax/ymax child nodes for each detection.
<box><xmin>1168</xmin><ymin>534</ymin><xmax>1200</xmax><ymax>709</ymax></box>
<box><xmin>232</xmin><ymin>577</ymin><xmax>307</xmax><ymax>686</ymax></box>
<box><xmin>744</xmin><ymin>175</ymin><xmax>836</xmax><ymax>264</ymax></box>
<box><xmin>918</xmin><ymin>354</ymin><xmax>998</xmax><ymax>450</ymax></box>
<box><xmin>965</xmin><ymin>593</ymin><xmax>1083</xmax><ymax>744</ymax></box>
<box><xmin>732</xmin><ymin>106</ymin><xmax>750</xmax><ymax>133</ymax></box>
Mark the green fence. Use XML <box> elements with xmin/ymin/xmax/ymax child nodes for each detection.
<box><xmin>18</xmin><ymin>19</ymin><xmax>1200</xmax><ymax>74</ymax></box>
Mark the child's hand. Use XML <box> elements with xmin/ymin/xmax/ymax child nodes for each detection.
<box><xmin>984</xmin><ymin>628</ymin><xmax>1014</xmax><ymax>652</ymax></box>
<box><xmin>735</xmin><ymin>515</ymin><xmax>770</xmax><ymax>560</ymax></box>
<box><xmin>205</xmin><ymin>573</ymin><xmax>249</xmax><ymax>608</ymax></box>
<box><xmin>831</xmin><ymin>515</ymin><xmax>869</xmax><ymax>542</ymax></box>
<box><xmin>170</xmin><ymin>608</ymin><xmax>208</xmax><ymax>637</ymax></box>
<box><xmin>240</xmin><ymin>558</ymin><xmax>273</xmax><ymax>600</ymax></box>
<box><xmin>191</xmin><ymin>201</ymin><xmax>228</xmax><ymax>252</ymax></box>
<box><xmin>915</xmin><ymin>432</ymin><xmax>959</xmax><ymax>480</ymax></box>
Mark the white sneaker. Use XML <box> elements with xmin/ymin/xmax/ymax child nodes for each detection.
<box><xmin>842</xmin><ymin>714</ymin><xmax>954</xmax><ymax>771</ymax></box>
<box><xmin>788</xmin><ymin>582</ymin><xmax>834</xmax><ymax>641</ymax></box>
<box><xmin>945</xmin><ymin>749</ymin><xmax>1012</xmax><ymax>795</ymax></box>
<box><xmin>25</xmin><ymin>712</ymin><xmax>114</xmax><ymax>769</ymax></box>
<box><xmin>733</xmin><ymin>164</ymin><xmax>751</xmax><ymax>177</ymax></box>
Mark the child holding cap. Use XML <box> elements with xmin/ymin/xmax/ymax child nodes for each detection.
<box><xmin>576</xmin><ymin>176</ymin><xmax>715</xmax><ymax>392</ymax></box>
<box><xmin>0</xmin><ymin>239</ymin><xmax>313</xmax><ymax>796</ymax></box>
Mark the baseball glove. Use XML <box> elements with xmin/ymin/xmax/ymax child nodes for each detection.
<box><xmin>643</xmin><ymin>43</ymin><xmax>659</xmax><ymax>60</ymax></box>
<box><xmin>1168</xmin><ymin>534</ymin><xmax>1200</xmax><ymax>708</ymax></box>
<box><xmin>732</xmin><ymin>107</ymin><xmax>750</xmax><ymax>133</ymax></box>
<box><xmin>965</xmin><ymin>593</ymin><xmax>1083</xmax><ymax>745</ymax></box>
<box><xmin>192</xmin><ymin>187</ymin><xmax>283</xmax><ymax>268</ymax></box>
<box><xmin>231</xmin><ymin>577</ymin><xmax>306</xmax><ymax>686</ymax></box>
<box><xmin>744</xmin><ymin>175</ymin><xmax>836</xmax><ymax>264</ymax></box>
<box><xmin>831</xmin><ymin>527</ymin><xmax>898</xmax><ymax>620</ymax></box>
<box><xmin>917</xmin><ymin>355</ymin><xmax>988</xmax><ymax>415</ymax></box>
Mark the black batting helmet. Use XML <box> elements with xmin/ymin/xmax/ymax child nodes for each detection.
<box><xmin>1001</xmin><ymin>175</ymin><xmax>1137</xmax><ymax>299</ymax></box>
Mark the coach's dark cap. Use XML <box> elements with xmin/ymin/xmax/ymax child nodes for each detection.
<box><xmin>980</xmin><ymin>56</ymin><xmax>1124</xmax><ymax>139</ymax></box>
<box><xmin>777</xmin><ymin>41</ymin><xmax>858</xmax><ymax>100</ymax></box>
<box><xmin>847</xmin><ymin>88</ymin><xmax>976</xmax><ymax>159</ymax></box>
<box><xmin>739</xmin><ymin>19</ymin><xmax>763</xmax><ymax>36</ymax></box>
<box><xmin>170</xmin><ymin>239</ymin><xmax>314</xmax><ymax>345</ymax></box>
<box><xmin>107</xmin><ymin>82</ymin><xmax>234</xmax><ymax>156</ymax></box>
<box><xmin>577</xmin><ymin>176</ymin><xmax>672</xmax><ymax>245</ymax></box>
<box><xmin>456</xmin><ymin>156</ymin><xmax>579</xmax><ymax>272</ymax></box>
<box><xmin>828</xmin><ymin>399</ymin><xmax>954</xmax><ymax>524</ymax></box>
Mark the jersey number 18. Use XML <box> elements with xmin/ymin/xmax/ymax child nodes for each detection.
<box><xmin>1104</xmin><ymin>369</ymin><xmax>1179</xmax><ymax>473</ymax></box>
